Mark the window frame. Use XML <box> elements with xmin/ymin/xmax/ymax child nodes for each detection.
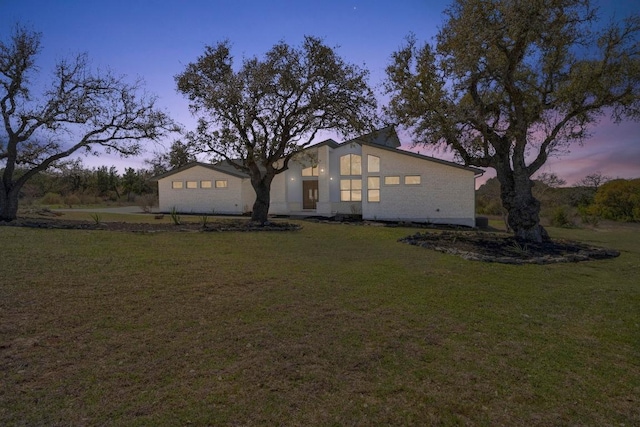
<box><xmin>367</xmin><ymin>155</ymin><xmax>380</xmax><ymax>173</ymax></box>
<box><xmin>367</xmin><ymin>176</ymin><xmax>380</xmax><ymax>202</ymax></box>
<box><xmin>171</xmin><ymin>181</ymin><xmax>183</xmax><ymax>189</ymax></box>
<box><xmin>384</xmin><ymin>176</ymin><xmax>400</xmax><ymax>185</ymax></box>
<box><xmin>215</xmin><ymin>180</ymin><xmax>228</xmax><ymax>189</ymax></box>
<box><xmin>404</xmin><ymin>175</ymin><xmax>422</xmax><ymax>185</ymax></box>
<box><xmin>340</xmin><ymin>154</ymin><xmax>362</xmax><ymax>176</ymax></box>
<box><xmin>301</xmin><ymin>165</ymin><xmax>319</xmax><ymax>177</ymax></box>
<box><xmin>340</xmin><ymin>178</ymin><xmax>362</xmax><ymax>202</ymax></box>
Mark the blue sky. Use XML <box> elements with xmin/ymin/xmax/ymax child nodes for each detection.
<box><xmin>2</xmin><ymin>0</ymin><xmax>639</xmax><ymax>185</ymax></box>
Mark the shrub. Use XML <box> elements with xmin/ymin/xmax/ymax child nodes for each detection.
<box><xmin>550</xmin><ymin>206</ymin><xmax>573</xmax><ymax>227</ymax></box>
<box><xmin>90</xmin><ymin>213</ymin><xmax>102</xmax><ymax>225</ymax></box>
<box><xmin>80</xmin><ymin>193</ymin><xmax>100</xmax><ymax>205</ymax></box>
<box><xmin>170</xmin><ymin>207</ymin><xmax>181</xmax><ymax>225</ymax></box>
<box><xmin>136</xmin><ymin>194</ymin><xmax>157</xmax><ymax>213</ymax></box>
<box><xmin>64</xmin><ymin>194</ymin><xmax>81</xmax><ymax>207</ymax></box>
<box><xmin>591</xmin><ymin>179</ymin><xmax>640</xmax><ymax>222</ymax></box>
<box><xmin>40</xmin><ymin>192</ymin><xmax>63</xmax><ymax>205</ymax></box>
<box><xmin>578</xmin><ymin>205</ymin><xmax>600</xmax><ymax>227</ymax></box>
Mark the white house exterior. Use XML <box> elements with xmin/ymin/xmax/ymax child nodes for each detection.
<box><xmin>153</xmin><ymin>127</ymin><xmax>483</xmax><ymax>226</ymax></box>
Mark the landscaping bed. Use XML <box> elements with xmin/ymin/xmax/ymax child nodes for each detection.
<box><xmin>400</xmin><ymin>230</ymin><xmax>620</xmax><ymax>264</ymax></box>
<box><xmin>0</xmin><ymin>217</ymin><xmax>301</xmax><ymax>232</ymax></box>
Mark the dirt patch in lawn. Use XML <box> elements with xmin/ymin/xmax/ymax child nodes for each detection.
<box><xmin>1</xmin><ymin>217</ymin><xmax>301</xmax><ymax>232</ymax></box>
<box><xmin>400</xmin><ymin>230</ymin><xmax>620</xmax><ymax>264</ymax></box>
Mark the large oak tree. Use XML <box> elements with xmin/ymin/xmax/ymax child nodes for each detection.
<box><xmin>385</xmin><ymin>0</ymin><xmax>640</xmax><ymax>242</ymax></box>
<box><xmin>0</xmin><ymin>26</ymin><xmax>175</xmax><ymax>221</ymax></box>
<box><xmin>176</xmin><ymin>36</ymin><xmax>377</xmax><ymax>223</ymax></box>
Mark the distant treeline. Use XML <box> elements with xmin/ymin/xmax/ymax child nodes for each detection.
<box><xmin>477</xmin><ymin>174</ymin><xmax>640</xmax><ymax>225</ymax></box>
<box><xmin>10</xmin><ymin>160</ymin><xmax>161</xmax><ymax>211</ymax></box>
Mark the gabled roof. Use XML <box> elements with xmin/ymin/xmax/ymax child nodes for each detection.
<box><xmin>326</xmin><ymin>126</ymin><xmax>483</xmax><ymax>176</ymax></box>
<box><xmin>152</xmin><ymin>126</ymin><xmax>484</xmax><ymax>179</ymax></box>
<box><xmin>344</xmin><ymin>125</ymin><xmax>401</xmax><ymax>148</ymax></box>
<box><xmin>359</xmin><ymin>140</ymin><xmax>485</xmax><ymax>176</ymax></box>
<box><xmin>150</xmin><ymin>161</ymin><xmax>249</xmax><ymax>181</ymax></box>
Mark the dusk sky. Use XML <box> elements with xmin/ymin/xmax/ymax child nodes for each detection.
<box><xmin>2</xmin><ymin>0</ymin><xmax>639</xmax><ymax>186</ymax></box>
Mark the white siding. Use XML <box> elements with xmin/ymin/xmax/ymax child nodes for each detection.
<box><xmin>157</xmin><ymin>165</ymin><xmax>245</xmax><ymax>214</ymax></box>
<box><xmin>155</xmin><ymin>141</ymin><xmax>477</xmax><ymax>225</ymax></box>
<box><xmin>361</xmin><ymin>145</ymin><xmax>477</xmax><ymax>226</ymax></box>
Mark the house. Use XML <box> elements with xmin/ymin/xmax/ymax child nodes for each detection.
<box><xmin>152</xmin><ymin>127</ymin><xmax>484</xmax><ymax>226</ymax></box>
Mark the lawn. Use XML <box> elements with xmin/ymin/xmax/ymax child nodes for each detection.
<box><xmin>1</xmin><ymin>214</ymin><xmax>638</xmax><ymax>425</ymax></box>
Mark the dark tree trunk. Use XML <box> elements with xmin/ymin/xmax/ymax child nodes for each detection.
<box><xmin>496</xmin><ymin>167</ymin><xmax>549</xmax><ymax>243</ymax></box>
<box><xmin>0</xmin><ymin>184</ymin><xmax>20</xmax><ymax>222</ymax></box>
<box><xmin>250</xmin><ymin>175</ymin><xmax>273</xmax><ymax>224</ymax></box>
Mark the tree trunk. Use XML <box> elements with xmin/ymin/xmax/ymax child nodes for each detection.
<box><xmin>250</xmin><ymin>175</ymin><xmax>273</xmax><ymax>224</ymax></box>
<box><xmin>496</xmin><ymin>168</ymin><xmax>549</xmax><ymax>243</ymax></box>
<box><xmin>0</xmin><ymin>185</ymin><xmax>20</xmax><ymax>222</ymax></box>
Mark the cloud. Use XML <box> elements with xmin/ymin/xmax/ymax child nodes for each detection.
<box><xmin>544</xmin><ymin>118</ymin><xmax>640</xmax><ymax>184</ymax></box>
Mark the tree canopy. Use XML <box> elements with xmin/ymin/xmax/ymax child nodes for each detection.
<box><xmin>176</xmin><ymin>36</ymin><xmax>377</xmax><ymax>223</ymax></box>
<box><xmin>385</xmin><ymin>0</ymin><xmax>640</xmax><ymax>242</ymax></box>
<box><xmin>146</xmin><ymin>140</ymin><xmax>196</xmax><ymax>175</ymax></box>
<box><xmin>0</xmin><ymin>26</ymin><xmax>175</xmax><ymax>221</ymax></box>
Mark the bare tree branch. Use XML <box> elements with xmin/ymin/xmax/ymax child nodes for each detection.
<box><xmin>0</xmin><ymin>25</ymin><xmax>177</xmax><ymax>221</ymax></box>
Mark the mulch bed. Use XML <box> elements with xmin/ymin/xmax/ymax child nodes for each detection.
<box><xmin>399</xmin><ymin>230</ymin><xmax>620</xmax><ymax>264</ymax></box>
<box><xmin>0</xmin><ymin>218</ymin><xmax>301</xmax><ymax>232</ymax></box>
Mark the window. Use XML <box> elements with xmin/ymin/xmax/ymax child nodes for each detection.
<box><xmin>405</xmin><ymin>175</ymin><xmax>421</xmax><ymax>185</ymax></box>
<box><xmin>186</xmin><ymin>181</ymin><xmax>198</xmax><ymax>189</ymax></box>
<box><xmin>340</xmin><ymin>179</ymin><xmax>362</xmax><ymax>201</ymax></box>
<box><xmin>201</xmin><ymin>180</ymin><xmax>213</xmax><ymax>188</ymax></box>
<box><xmin>340</xmin><ymin>154</ymin><xmax>361</xmax><ymax>176</ymax></box>
<box><xmin>172</xmin><ymin>181</ymin><xmax>183</xmax><ymax>189</ymax></box>
<box><xmin>368</xmin><ymin>177</ymin><xmax>380</xmax><ymax>202</ymax></box>
<box><xmin>215</xmin><ymin>180</ymin><xmax>228</xmax><ymax>188</ymax></box>
<box><xmin>368</xmin><ymin>155</ymin><xmax>380</xmax><ymax>173</ymax></box>
<box><xmin>301</xmin><ymin>166</ymin><xmax>319</xmax><ymax>176</ymax></box>
<box><xmin>384</xmin><ymin>176</ymin><xmax>400</xmax><ymax>185</ymax></box>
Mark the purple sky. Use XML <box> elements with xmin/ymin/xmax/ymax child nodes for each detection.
<box><xmin>2</xmin><ymin>0</ymin><xmax>639</xmax><ymax>186</ymax></box>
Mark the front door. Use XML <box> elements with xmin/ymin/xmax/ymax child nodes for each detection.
<box><xmin>302</xmin><ymin>180</ymin><xmax>319</xmax><ymax>210</ymax></box>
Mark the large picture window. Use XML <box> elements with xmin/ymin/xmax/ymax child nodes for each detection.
<box><xmin>340</xmin><ymin>179</ymin><xmax>362</xmax><ymax>201</ymax></box>
<box><xmin>368</xmin><ymin>176</ymin><xmax>380</xmax><ymax>202</ymax></box>
<box><xmin>340</xmin><ymin>154</ymin><xmax>361</xmax><ymax>176</ymax></box>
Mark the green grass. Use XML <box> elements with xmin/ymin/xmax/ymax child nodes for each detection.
<box><xmin>1</xmin><ymin>217</ymin><xmax>639</xmax><ymax>425</ymax></box>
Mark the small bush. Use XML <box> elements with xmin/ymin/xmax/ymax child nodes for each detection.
<box><xmin>550</xmin><ymin>206</ymin><xmax>573</xmax><ymax>227</ymax></box>
<box><xmin>136</xmin><ymin>194</ymin><xmax>157</xmax><ymax>213</ymax></box>
<box><xmin>90</xmin><ymin>213</ymin><xmax>102</xmax><ymax>225</ymax></box>
<box><xmin>170</xmin><ymin>207</ymin><xmax>181</xmax><ymax>225</ymax></box>
<box><xmin>578</xmin><ymin>205</ymin><xmax>599</xmax><ymax>227</ymax></box>
<box><xmin>80</xmin><ymin>194</ymin><xmax>100</xmax><ymax>205</ymax></box>
<box><xmin>40</xmin><ymin>192</ymin><xmax>63</xmax><ymax>205</ymax></box>
<box><xmin>64</xmin><ymin>194</ymin><xmax>81</xmax><ymax>207</ymax></box>
<box><xmin>105</xmin><ymin>191</ymin><xmax>119</xmax><ymax>202</ymax></box>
